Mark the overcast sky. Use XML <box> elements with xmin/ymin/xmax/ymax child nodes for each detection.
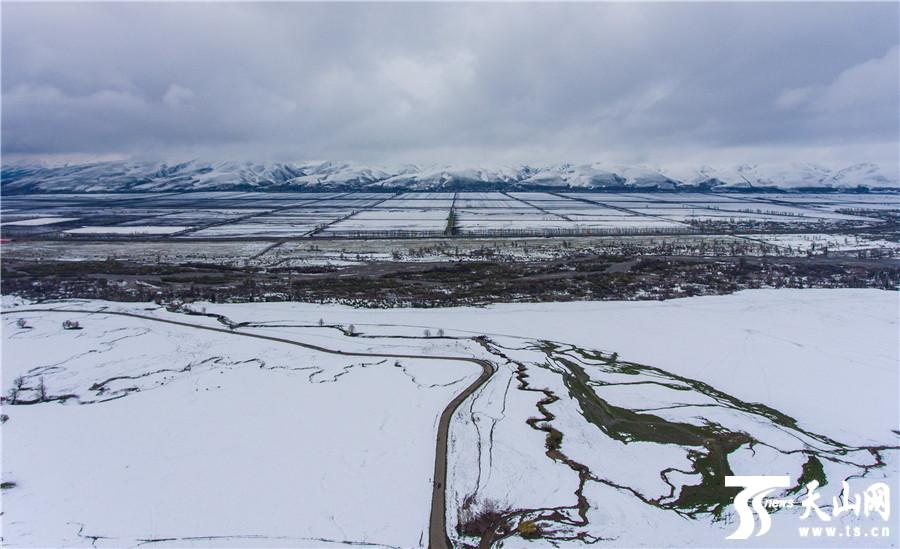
<box><xmin>2</xmin><ymin>2</ymin><xmax>898</xmax><ymax>169</ymax></box>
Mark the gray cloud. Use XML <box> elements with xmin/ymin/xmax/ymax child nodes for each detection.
<box><xmin>2</xmin><ymin>2</ymin><xmax>898</xmax><ymax>169</ymax></box>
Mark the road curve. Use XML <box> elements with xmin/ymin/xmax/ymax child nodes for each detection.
<box><xmin>3</xmin><ymin>307</ymin><xmax>494</xmax><ymax>549</ymax></box>
<box><xmin>429</xmin><ymin>354</ymin><xmax>493</xmax><ymax>549</ymax></box>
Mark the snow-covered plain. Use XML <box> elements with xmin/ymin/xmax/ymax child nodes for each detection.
<box><xmin>1</xmin><ymin>306</ymin><xmax>480</xmax><ymax>547</ymax></box>
<box><xmin>2</xmin><ymin>191</ymin><xmax>892</xmax><ymax>240</ymax></box>
<box><xmin>168</xmin><ymin>289</ymin><xmax>897</xmax><ymax>445</ymax></box>
<box><xmin>1</xmin><ymin>289</ymin><xmax>897</xmax><ymax>547</ymax></box>
<box><xmin>64</xmin><ymin>226</ymin><xmax>190</xmax><ymax>235</ymax></box>
<box><xmin>0</xmin><ymin>217</ymin><xmax>79</xmax><ymax>226</ymax></box>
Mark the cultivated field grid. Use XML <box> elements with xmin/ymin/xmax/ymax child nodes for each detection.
<box><xmin>1</xmin><ymin>191</ymin><xmax>896</xmax><ymax>240</ymax></box>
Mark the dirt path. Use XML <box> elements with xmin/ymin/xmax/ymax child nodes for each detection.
<box><xmin>3</xmin><ymin>307</ymin><xmax>495</xmax><ymax>549</ymax></box>
<box><xmin>429</xmin><ymin>353</ymin><xmax>493</xmax><ymax>549</ymax></box>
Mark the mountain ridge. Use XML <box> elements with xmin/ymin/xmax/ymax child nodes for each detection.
<box><xmin>2</xmin><ymin>160</ymin><xmax>897</xmax><ymax>194</ymax></box>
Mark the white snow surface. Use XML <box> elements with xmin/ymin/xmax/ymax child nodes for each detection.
<box><xmin>178</xmin><ymin>289</ymin><xmax>898</xmax><ymax>446</ymax></box>
<box><xmin>1</xmin><ymin>307</ymin><xmax>480</xmax><ymax>547</ymax></box>
<box><xmin>0</xmin><ymin>217</ymin><xmax>79</xmax><ymax>226</ymax></box>
<box><xmin>1</xmin><ymin>289</ymin><xmax>897</xmax><ymax>547</ymax></box>
<box><xmin>63</xmin><ymin>225</ymin><xmax>189</xmax><ymax>235</ymax></box>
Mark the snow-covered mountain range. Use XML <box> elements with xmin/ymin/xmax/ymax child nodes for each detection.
<box><xmin>1</xmin><ymin>160</ymin><xmax>897</xmax><ymax>194</ymax></box>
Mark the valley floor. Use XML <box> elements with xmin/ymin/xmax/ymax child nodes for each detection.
<box><xmin>1</xmin><ymin>289</ymin><xmax>897</xmax><ymax>547</ymax></box>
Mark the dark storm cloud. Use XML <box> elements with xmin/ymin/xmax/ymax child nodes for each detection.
<box><xmin>2</xmin><ymin>2</ymin><xmax>898</xmax><ymax>167</ymax></box>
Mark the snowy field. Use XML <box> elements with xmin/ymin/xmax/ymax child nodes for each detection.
<box><xmin>2</xmin><ymin>192</ymin><xmax>893</xmax><ymax>239</ymax></box>
<box><xmin>746</xmin><ymin>233</ymin><xmax>900</xmax><ymax>254</ymax></box>
<box><xmin>1</xmin><ymin>289</ymin><xmax>897</xmax><ymax>547</ymax></box>
<box><xmin>1</xmin><ymin>303</ymin><xmax>482</xmax><ymax>547</ymax></box>
<box><xmin>64</xmin><ymin>226</ymin><xmax>190</xmax><ymax>236</ymax></box>
<box><xmin>0</xmin><ymin>217</ymin><xmax>79</xmax><ymax>226</ymax></box>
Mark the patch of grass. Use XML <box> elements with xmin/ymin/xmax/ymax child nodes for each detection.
<box><xmin>674</xmin><ymin>434</ymin><xmax>749</xmax><ymax>518</ymax></box>
<box><xmin>788</xmin><ymin>455</ymin><xmax>827</xmax><ymax>494</ymax></box>
<box><xmin>540</xmin><ymin>342</ymin><xmax>755</xmax><ymax>517</ymax></box>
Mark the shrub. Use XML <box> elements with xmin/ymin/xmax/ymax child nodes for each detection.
<box><xmin>546</xmin><ymin>429</ymin><xmax>563</xmax><ymax>452</ymax></box>
<box><xmin>7</xmin><ymin>377</ymin><xmax>25</xmax><ymax>404</ymax></box>
<box><xmin>517</xmin><ymin>520</ymin><xmax>542</xmax><ymax>539</ymax></box>
<box><xmin>458</xmin><ymin>499</ymin><xmax>508</xmax><ymax>537</ymax></box>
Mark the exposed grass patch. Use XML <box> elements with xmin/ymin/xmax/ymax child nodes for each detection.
<box><xmin>539</xmin><ymin>341</ymin><xmax>754</xmax><ymax>517</ymax></box>
<box><xmin>789</xmin><ymin>455</ymin><xmax>827</xmax><ymax>494</ymax></box>
<box><xmin>517</xmin><ymin>520</ymin><xmax>542</xmax><ymax>539</ymax></box>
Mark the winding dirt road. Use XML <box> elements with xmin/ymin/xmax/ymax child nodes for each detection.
<box><xmin>3</xmin><ymin>307</ymin><xmax>496</xmax><ymax>549</ymax></box>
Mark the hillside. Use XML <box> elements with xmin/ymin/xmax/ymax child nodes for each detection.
<box><xmin>2</xmin><ymin>160</ymin><xmax>897</xmax><ymax>194</ymax></box>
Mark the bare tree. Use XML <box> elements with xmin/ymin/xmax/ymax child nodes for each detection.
<box><xmin>424</xmin><ymin>329</ymin><xmax>431</xmax><ymax>337</ymax></box>
<box><xmin>37</xmin><ymin>377</ymin><xmax>47</xmax><ymax>402</ymax></box>
<box><xmin>7</xmin><ymin>377</ymin><xmax>25</xmax><ymax>404</ymax></box>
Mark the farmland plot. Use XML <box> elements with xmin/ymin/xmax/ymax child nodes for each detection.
<box><xmin>324</xmin><ymin>209</ymin><xmax>448</xmax><ymax>234</ymax></box>
<box><xmin>1</xmin><ymin>192</ymin><xmax>893</xmax><ymax>239</ymax></box>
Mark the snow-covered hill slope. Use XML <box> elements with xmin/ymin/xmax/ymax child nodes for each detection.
<box><xmin>2</xmin><ymin>160</ymin><xmax>897</xmax><ymax>193</ymax></box>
